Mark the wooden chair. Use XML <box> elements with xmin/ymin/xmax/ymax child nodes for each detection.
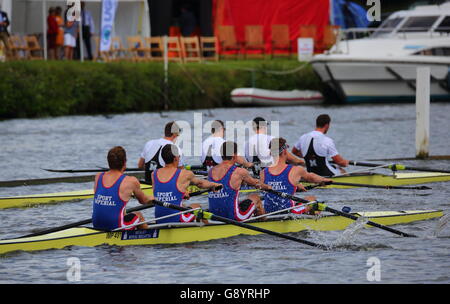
<box><xmin>145</xmin><ymin>37</ymin><xmax>164</xmax><ymax>61</ymax></box>
<box><xmin>180</xmin><ymin>36</ymin><xmax>201</xmax><ymax>63</ymax></box>
<box><xmin>166</xmin><ymin>36</ymin><xmax>183</xmax><ymax>63</ymax></box>
<box><xmin>127</xmin><ymin>36</ymin><xmax>149</xmax><ymax>62</ymax></box>
<box><xmin>24</xmin><ymin>35</ymin><xmax>44</xmax><ymax>60</ymax></box>
<box><xmin>271</xmin><ymin>24</ymin><xmax>291</xmax><ymax>58</ymax></box>
<box><xmin>8</xmin><ymin>35</ymin><xmax>27</xmax><ymax>60</ymax></box>
<box><xmin>108</xmin><ymin>36</ymin><xmax>127</xmax><ymax>61</ymax></box>
<box><xmin>200</xmin><ymin>36</ymin><xmax>219</xmax><ymax>61</ymax></box>
<box><xmin>217</xmin><ymin>25</ymin><xmax>241</xmax><ymax>59</ymax></box>
<box><xmin>299</xmin><ymin>25</ymin><xmax>317</xmax><ymax>41</ymax></box>
<box><xmin>244</xmin><ymin>25</ymin><xmax>265</xmax><ymax>58</ymax></box>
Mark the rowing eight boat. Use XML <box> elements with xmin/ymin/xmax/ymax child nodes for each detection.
<box><xmin>1</xmin><ymin>172</ymin><xmax>449</xmax><ymax>209</ymax></box>
<box><xmin>0</xmin><ymin>209</ymin><xmax>441</xmax><ymax>255</ymax></box>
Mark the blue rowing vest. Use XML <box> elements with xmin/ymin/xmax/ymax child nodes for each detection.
<box><xmin>263</xmin><ymin>165</ymin><xmax>304</xmax><ymax>214</ymax></box>
<box><xmin>92</xmin><ymin>173</ymin><xmax>128</xmax><ymax>230</ymax></box>
<box><xmin>208</xmin><ymin>165</ymin><xmax>240</xmax><ymax>219</ymax></box>
<box><xmin>153</xmin><ymin>169</ymin><xmax>194</xmax><ymax>224</ymax></box>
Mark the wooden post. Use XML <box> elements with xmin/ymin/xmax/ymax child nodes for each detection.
<box><xmin>415</xmin><ymin>67</ymin><xmax>430</xmax><ymax>159</ymax></box>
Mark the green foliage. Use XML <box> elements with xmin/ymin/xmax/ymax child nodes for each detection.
<box><xmin>0</xmin><ymin>60</ymin><xmax>323</xmax><ymax>119</ymax></box>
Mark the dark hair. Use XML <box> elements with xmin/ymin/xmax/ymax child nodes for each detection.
<box><xmin>316</xmin><ymin>114</ymin><xmax>331</xmax><ymax>128</ymax></box>
<box><xmin>211</xmin><ymin>120</ymin><xmax>224</xmax><ymax>134</ymax></box>
<box><xmin>252</xmin><ymin>117</ymin><xmax>268</xmax><ymax>131</ymax></box>
<box><xmin>164</xmin><ymin>121</ymin><xmax>181</xmax><ymax>137</ymax></box>
<box><xmin>161</xmin><ymin>144</ymin><xmax>180</xmax><ymax>164</ymax></box>
<box><xmin>107</xmin><ymin>146</ymin><xmax>126</xmax><ymax>170</ymax></box>
<box><xmin>269</xmin><ymin>138</ymin><xmax>287</xmax><ymax>156</ymax></box>
<box><xmin>55</xmin><ymin>6</ymin><xmax>62</xmax><ymax>14</ymax></box>
<box><xmin>49</xmin><ymin>7</ymin><xmax>55</xmax><ymax>14</ymax></box>
<box><xmin>221</xmin><ymin>141</ymin><xmax>237</xmax><ymax>161</ymax></box>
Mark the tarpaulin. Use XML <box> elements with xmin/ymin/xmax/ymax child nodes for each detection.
<box><xmin>213</xmin><ymin>0</ymin><xmax>330</xmax><ymax>54</ymax></box>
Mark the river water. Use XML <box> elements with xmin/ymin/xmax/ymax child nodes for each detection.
<box><xmin>0</xmin><ymin>103</ymin><xmax>449</xmax><ymax>284</ymax></box>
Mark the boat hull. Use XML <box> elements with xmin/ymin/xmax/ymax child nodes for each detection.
<box><xmin>0</xmin><ymin>210</ymin><xmax>442</xmax><ymax>255</ymax></box>
<box><xmin>1</xmin><ymin>172</ymin><xmax>450</xmax><ymax>209</ymax></box>
<box><xmin>311</xmin><ymin>58</ymin><xmax>450</xmax><ymax>103</ymax></box>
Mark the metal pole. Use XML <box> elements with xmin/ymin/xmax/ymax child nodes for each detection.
<box><xmin>79</xmin><ymin>7</ymin><xmax>84</xmax><ymax>62</ymax></box>
<box><xmin>415</xmin><ymin>67</ymin><xmax>430</xmax><ymax>159</ymax></box>
<box><xmin>42</xmin><ymin>0</ymin><xmax>47</xmax><ymax>60</ymax></box>
<box><xmin>163</xmin><ymin>35</ymin><xmax>169</xmax><ymax>110</ymax></box>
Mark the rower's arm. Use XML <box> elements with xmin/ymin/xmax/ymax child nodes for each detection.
<box><xmin>188</xmin><ymin>171</ymin><xmax>221</xmax><ymax>190</ymax></box>
<box><xmin>291</xmin><ymin>146</ymin><xmax>303</xmax><ymax>158</ymax></box>
<box><xmin>137</xmin><ymin>157</ymin><xmax>145</xmax><ymax>169</ymax></box>
<box><xmin>241</xmin><ymin>169</ymin><xmax>271</xmax><ymax>190</ymax></box>
<box><xmin>131</xmin><ymin>177</ymin><xmax>154</xmax><ymax>205</ymax></box>
<box><xmin>235</xmin><ymin>156</ymin><xmax>253</xmax><ymax>168</ymax></box>
<box><xmin>331</xmin><ymin>154</ymin><xmax>349</xmax><ymax>167</ymax></box>
<box><xmin>297</xmin><ymin>167</ymin><xmax>332</xmax><ymax>184</ymax></box>
<box><xmin>286</xmin><ymin>151</ymin><xmax>305</xmax><ymax>166</ymax></box>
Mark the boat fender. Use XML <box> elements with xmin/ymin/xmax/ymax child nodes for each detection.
<box><xmin>341</xmin><ymin>206</ymin><xmax>351</xmax><ymax>213</ymax></box>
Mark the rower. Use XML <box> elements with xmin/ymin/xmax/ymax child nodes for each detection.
<box><xmin>138</xmin><ymin>121</ymin><xmax>184</xmax><ymax>183</ymax></box>
<box><xmin>261</xmin><ymin>138</ymin><xmax>332</xmax><ymax>214</ymax></box>
<box><xmin>208</xmin><ymin>141</ymin><xmax>271</xmax><ymax>221</ymax></box>
<box><xmin>292</xmin><ymin>114</ymin><xmax>349</xmax><ymax>177</ymax></box>
<box><xmin>201</xmin><ymin>120</ymin><xmax>253</xmax><ymax>170</ymax></box>
<box><xmin>245</xmin><ymin>117</ymin><xmax>304</xmax><ymax>175</ymax></box>
<box><xmin>152</xmin><ymin>144</ymin><xmax>221</xmax><ymax>224</ymax></box>
<box><xmin>92</xmin><ymin>146</ymin><xmax>154</xmax><ymax>231</ymax></box>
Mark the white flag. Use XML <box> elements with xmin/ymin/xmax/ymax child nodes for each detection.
<box><xmin>100</xmin><ymin>0</ymin><xmax>118</xmax><ymax>52</ymax></box>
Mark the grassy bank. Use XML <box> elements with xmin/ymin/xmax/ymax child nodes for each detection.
<box><xmin>0</xmin><ymin>59</ymin><xmax>324</xmax><ymax>119</ymax></box>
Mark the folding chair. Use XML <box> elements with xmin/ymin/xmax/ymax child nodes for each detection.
<box><xmin>145</xmin><ymin>37</ymin><xmax>164</xmax><ymax>61</ymax></box>
<box><xmin>271</xmin><ymin>25</ymin><xmax>291</xmax><ymax>58</ymax></box>
<box><xmin>180</xmin><ymin>36</ymin><xmax>201</xmax><ymax>63</ymax></box>
<box><xmin>244</xmin><ymin>25</ymin><xmax>265</xmax><ymax>58</ymax></box>
<box><xmin>200</xmin><ymin>36</ymin><xmax>219</xmax><ymax>61</ymax></box>
<box><xmin>24</xmin><ymin>35</ymin><xmax>44</xmax><ymax>60</ymax></box>
<box><xmin>218</xmin><ymin>25</ymin><xmax>241</xmax><ymax>59</ymax></box>
<box><xmin>127</xmin><ymin>36</ymin><xmax>149</xmax><ymax>62</ymax></box>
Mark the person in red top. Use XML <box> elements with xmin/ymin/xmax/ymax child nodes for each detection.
<box><xmin>47</xmin><ymin>7</ymin><xmax>58</xmax><ymax>60</ymax></box>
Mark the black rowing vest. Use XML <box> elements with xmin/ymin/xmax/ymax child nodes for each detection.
<box><xmin>144</xmin><ymin>146</ymin><xmax>164</xmax><ymax>183</ymax></box>
<box><xmin>202</xmin><ymin>145</ymin><xmax>218</xmax><ymax>171</ymax></box>
<box><xmin>304</xmin><ymin>138</ymin><xmax>335</xmax><ymax>177</ymax></box>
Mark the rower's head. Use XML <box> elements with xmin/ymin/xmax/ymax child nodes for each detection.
<box><xmin>316</xmin><ymin>114</ymin><xmax>331</xmax><ymax>134</ymax></box>
<box><xmin>211</xmin><ymin>120</ymin><xmax>225</xmax><ymax>137</ymax></box>
<box><xmin>269</xmin><ymin>138</ymin><xmax>289</xmax><ymax>161</ymax></box>
<box><xmin>252</xmin><ymin>117</ymin><xmax>269</xmax><ymax>134</ymax></box>
<box><xmin>161</xmin><ymin>144</ymin><xmax>180</xmax><ymax>166</ymax></box>
<box><xmin>107</xmin><ymin>146</ymin><xmax>127</xmax><ymax>172</ymax></box>
<box><xmin>221</xmin><ymin>141</ymin><xmax>238</xmax><ymax>163</ymax></box>
<box><xmin>164</xmin><ymin>121</ymin><xmax>182</xmax><ymax>143</ymax></box>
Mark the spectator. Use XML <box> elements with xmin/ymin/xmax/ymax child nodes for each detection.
<box><xmin>75</xmin><ymin>1</ymin><xmax>95</xmax><ymax>60</ymax></box>
<box><xmin>47</xmin><ymin>7</ymin><xmax>58</xmax><ymax>60</ymax></box>
<box><xmin>64</xmin><ymin>3</ymin><xmax>79</xmax><ymax>60</ymax></box>
<box><xmin>179</xmin><ymin>5</ymin><xmax>196</xmax><ymax>37</ymax></box>
<box><xmin>0</xmin><ymin>3</ymin><xmax>10</xmax><ymax>57</ymax></box>
<box><xmin>55</xmin><ymin>6</ymin><xmax>65</xmax><ymax>59</ymax></box>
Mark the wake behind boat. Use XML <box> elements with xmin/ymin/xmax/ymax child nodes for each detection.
<box><xmin>0</xmin><ymin>209</ymin><xmax>442</xmax><ymax>255</ymax></box>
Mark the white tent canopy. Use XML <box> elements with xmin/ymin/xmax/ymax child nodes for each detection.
<box><xmin>7</xmin><ymin>0</ymin><xmax>150</xmax><ymax>60</ymax></box>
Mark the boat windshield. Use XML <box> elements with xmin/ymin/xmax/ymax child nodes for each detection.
<box><xmin>371</xmin><ymin>17</ymin><xmax>404</xmax><ymax>37</ymax></box>
<box><xmin>413</xmin><ymin>47</ymin><xmax>450</xmax><ymax>56</ymax></box>
<box><xmin>435</xmin><ymin>16</ymin><xmax>450</xmax><ymax>33</ymax></box>
<box><xmin>398</xmin><ymin>16</ymin><xmax>439</xmax><ymax>32</ymax></box>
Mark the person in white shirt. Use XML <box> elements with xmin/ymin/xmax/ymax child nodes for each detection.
<box><xmin>138</xmin><ymin>121</ymin><xmax>184</xmax><ymax>183</ymax></box>
<box><xmin>292</xmin><ymin>114</ymin><xmax>349</xmax><ymax>176</ymax></box>
<box><xmin>202</xmin><ymin>120</ymin><xmax>253</xmax><ymax>169</ymax></box>
<box><xmin>246</xmin><ymin>117</ymin><xmax>304</xmax><ymax>173</ymax></box>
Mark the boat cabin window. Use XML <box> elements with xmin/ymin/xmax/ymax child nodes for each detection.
<box><xmin>399</xmin><ymin>16</ymin><xmax>439</xmax><ymax>32</ymax></box>
<box><xmin>372</xmin><ymin>17</ymin><xmax>404</xmax><ymax>37</ymax></box>
<box><xmin>414</xmin><ymin>47</ymin><xmax>450</xmax><ymax>56</ymax></box>
<box><xmin>435</xmin><ymin>16</ymin><xmax>450</xmax><ymax>33</ymax></box>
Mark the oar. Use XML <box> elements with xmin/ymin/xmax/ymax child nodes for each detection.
<box><xmin>42</xmin><ymin>168</ymin><xmax>144</xmax><ymax>173</ymax></box>
<box><xmin>152</xmin><ymin>200</ymin><xmax>327</xmax><ymax>249</ymax></box>
<box><xmin>264</xmin><ymin>189</ymin><xmax>417</xmax><ymax>237</ymax></box>
<box><xmin>322</xmin><ymin>181</ymin><xmax>431</xmax><ymax>190</ymax></box>
<box><xmin>18</xmin><ymin>186</ymin><xmax>219</xmax><ymax>239</ymax></box>
<box><xmin>347</xmin><ymin>161</ymin><xmax>450</xmax><ymax>174</ymax></box>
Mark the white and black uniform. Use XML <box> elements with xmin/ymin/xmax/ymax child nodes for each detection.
<box><xmin>201</xmin><ymin>136</ymin><xmax>225</xmax><ymax>169</ymax></box>
<box><xmin>140</xmin><ymin>138</ymin><xmax>184</xmax><ymax>182</ymax></box>
<box><xmin>245</xmin><ymin>133</ymin><xmax>274</xmax><ymax>166</ymax></box>
<box><xmin>293</xmin><ymin>130</ymin><xmax>339</xmax><ymax>176</ymax></box>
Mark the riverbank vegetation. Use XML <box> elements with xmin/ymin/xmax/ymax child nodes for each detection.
<box><xmin>0</xmin><ymin>59</ymin><xmax>323</xmax><ymax>119</ymax></box>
